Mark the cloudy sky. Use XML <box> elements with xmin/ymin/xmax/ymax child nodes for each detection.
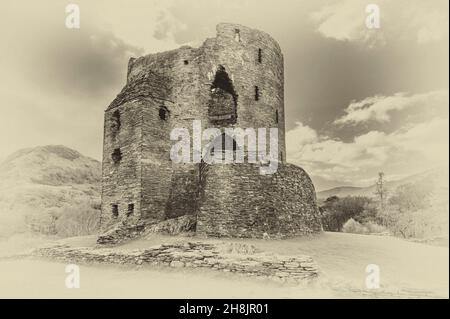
<box><xmin>1</xmin><ymin>0</ymin><xmax>448</xmax><ymax>190</ymax></box>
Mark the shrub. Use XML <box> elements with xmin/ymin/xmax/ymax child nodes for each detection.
<box><xmin>376</xmin><ymin>181</ymin><xmax>448</xmax><ymax>239</ymax></box>
<box><xmin>320</xmin><ymin>196</ymin><xmax>373</xmax><ymax>231</ymax></box>
<box><xmin>24</xmin><ymin>200</ymin><xmax>101</xmax><ymax>237</ymax></box>
<box><xmin>55</xmin><ymin>201</ymin><xmax>101</xmax><ymax>237</ymax></box>
<box><xmin>342</xmin><ymin>218</ymin><xmax>369</xmax><ymax>234</ymax></box>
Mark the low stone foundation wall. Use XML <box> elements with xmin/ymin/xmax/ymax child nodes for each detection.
<box><xmin>33</xmin><ymin>242</ymin><xmax>319</xmax><ymax>283</ymax></box>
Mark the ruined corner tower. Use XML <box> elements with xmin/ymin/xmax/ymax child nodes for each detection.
<box><xmin>100</xmin><ymin>23</ymin><xmax>322</xmax><ymax>239</ymax></box>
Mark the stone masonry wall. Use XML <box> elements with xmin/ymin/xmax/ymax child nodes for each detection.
<box><xmin>197</xmin><ymin>162</ymin><xmax>322</xmax><ymax>238</ymax></box>
<box><xmin>101</xmin><ymin>102</ymin><xmax>143</xmax><ymax>229</ymax></box>
<box><xmin>33</xmin><ymin>242</ymin><xmax>319</xmax><ymax>283</ymax></box>
<box><xmin>99</xmin><ymin>22</ymin><xmax>318</xmax><ymax>238</ymax></box>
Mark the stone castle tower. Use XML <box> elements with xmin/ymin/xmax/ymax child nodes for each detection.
<box><xmin>100</xmin><ymin>23</ymin><xmax>321</xmax><ymax>239</ymax></box>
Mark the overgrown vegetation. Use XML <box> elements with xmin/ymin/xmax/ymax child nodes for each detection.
<box><xmin>25</xmin><ymin>200</ymin><xmax>101</xmax><ymax>237</ymax></box>
<box><xmin>320</xmin><ymin>179</ymin><xmax>448</xmax><ymax>240</ymax></box>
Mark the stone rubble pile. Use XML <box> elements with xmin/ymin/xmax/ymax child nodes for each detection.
<box><xmin>96</xmin><ymin>221</ymin><xmax>146</xmax><ymax>245</ymax></box>
<box><xmin>97</xmin><ymin>215</ymin><xmax>197</xmax><ymax>245</ymax></box>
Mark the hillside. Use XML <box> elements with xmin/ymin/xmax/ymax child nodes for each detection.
<box><xmin>0</xmin><ymin>145</ymin><xmax>101</xmax><ymax>237</ymax></box>
<box><xmin>317</xmin><ymin>167</ymin><xmax>449</xmax><ymax>199</ymax></box>
<box><xmin>316</xmin><ymin>186</ymin><xmax>365</xmax><ymax>199</ymax></box>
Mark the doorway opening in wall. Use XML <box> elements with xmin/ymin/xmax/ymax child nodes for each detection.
<box><xmin>212</xmin><ymin>133</ymin><xmax>238</xmax><ymax>152</ymax></box>
<box><xmin>204</xmin><ymin>133</ymin><xmax>239</xmax><ymax>162</ymax></box>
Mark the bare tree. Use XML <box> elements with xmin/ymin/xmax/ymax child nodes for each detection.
<box><xmin>375</xmin><ymin>172</ymin><xmax>387</xmax><ymax>209</ymax></box>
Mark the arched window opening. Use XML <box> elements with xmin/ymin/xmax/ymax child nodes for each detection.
<box><xmin>111</xmin><ymin>110</ymin><xmax>121</xmax><ymax>135</ymax></box>
<box><xmin>275</xmin><ymin>110</ymin><xmax>279</xmax><ymax>123</ymax></box>
<box><xmin>159</xmin><ymin>106</ymin><xmax>170</xmax><ymax>121</ymax></box>
<box><xmin>234</xmin><ymin>29</ymin><xmax>241</xmax><ymax>42</ymax></box>
<box><xmin>258</xmin><ymin>48</ymin><xmax>262</xmax><ymax>63</ymax></box>
<box><xmin>112</xmin><ymin>148</ymin><xmax>122</xmax><ymax>164</ymax></box>
<box><xmin>208</xmin><ymin>65</ymin><xmax>238</xmax><ymax>125</ymax></box>
<box><xmin>210</xmin><ymin>133</ymin><xmax>238</xmax><ymax>154</ymax></box>
<box><xmin>211</xmin><ymin>65</ymin><xmax>236</xmax><ymax>97</ymax></box>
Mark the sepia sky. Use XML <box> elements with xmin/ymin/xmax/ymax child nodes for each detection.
<box><xmin>1</xmin><ymin>0</ymin><xmax>448</xmax><ymax>190</ymax></box>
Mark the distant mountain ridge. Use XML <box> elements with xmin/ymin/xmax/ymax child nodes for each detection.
<box><xmin>317</xmin><ymin>167</ymin><xmax>449</xmax><ymax>199</ymax></box>
<box><xmin>0</xmin><ymin>145</ymin><xmax>100</xmax><ymax>186</ymax></box>
<box><xmin>0</xmin><ymin>145</ymin><xmax>101</xmax><ymax>237</ymax></box>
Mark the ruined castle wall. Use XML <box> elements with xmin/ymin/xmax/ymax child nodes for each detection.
<box><xmin>195</xmin><ymin>23</ymin><xmax>286</xmax><ymax>161</ymax></box>
<box><xmin>133</xmin><ymin>47</ymin><xmax>206</xmax><ymax>221</ymax></box>
<box><xmin>140</xmin><ymin>100</ymin><xmax>173</xmax><ymax>222</ymax></box>
<box><xmin>101</xmin><ymin>23</ymin><xmax>303</xmax><ymax>234</ymax></box>
<box><xmin>197</xmin><ymin>163</ymin><xmax>273</xmax><ymax>238</ymax></box>
<box><xmin>101</xmin><ymin>102</ymin><xmax>143</xmax><ymax>229</ymax></box>
<box><xmin>272</xmin><ymin>164</ymin><xmax>323</xmax><ymax>235</ymax></box>
<box><xmin>197</xmin><ymin>162</ymin><xmax>321</xmax><ymax>238</ymax></box>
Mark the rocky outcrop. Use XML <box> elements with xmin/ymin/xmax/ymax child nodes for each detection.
<box><xmin>97</xmin><ymin>215</ymin><xmax>197</xmax><ymax>245</ymax></box>
<box><xmin>97</xmin><ymin>221</ymin><xmax>146</xmax><ymax>245</ymax></box>
<box><xmin>33</xmin><ymin>241</ymin><xmax>319</xmax><ymax>283</ymax></box>
<box><xmin>142</xmin><ymin>215</ymin><xmax>196</xmax><ymax>236</ymax></box>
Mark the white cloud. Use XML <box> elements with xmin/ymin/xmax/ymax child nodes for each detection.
<box><xmin>287</xmin><ymin>117</ymin><xmax>449</xmax><ymax>188</ymax></box>
<box><xmin>310</xmin><ymin>0</ymin><xmax>449</xmax><ymax>45</ymax></box>
<box><xmin>334</xmin><ymin>90</ymin><xmax>448</xmax><ymax>125</ymax></box>
<box><xmin>408</xmin><ymin>5</ymin><xmax>449</xmax><ymax>44</ymax></box>
<box><xmin>311</xmin><ymin>0</ymin><xmax>378</xmax><ymax>43</ymax></box>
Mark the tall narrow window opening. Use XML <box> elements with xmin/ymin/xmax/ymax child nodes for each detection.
<box><xmin>112</xmin><ymin>204</ymin><xmax>119</xmax><ymax>218</ymax></box>
<box><xmin>255</xmin><ymin>86</ymin><xmax>260</xmax><ymax>101</ymax></box>
<box><xmin>234</xmin><ymin>29</ymin><xmax>241</xmax><ymax>42</ymax></box>
<box><xmin>159</xmin><ymin>106</ymin><xmax>169</xmax><ymax>121</ymax></box>
<box><xmin>111</xmin><ymin>110</ymin><xmax>121</xmax><ymax>135</ymax></box>
<box><xmin>127</xmin><ymin>203</ymin><xmax>134</xmax><ymax>217</ymax></box>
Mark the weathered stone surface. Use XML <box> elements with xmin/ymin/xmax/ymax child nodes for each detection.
<box><xmin>99</xmin><ymin>22</ymin><xmax>321</xmax><ymax>240</ymax></box>
<box><xmin>143</xmin><ymin>215</ymin><xmax>196</xmax><ymax>236</ymax></box>
<box><xmin>97</xmin><ymin>220</ymin><xmax>147</xmax><ymax>245</ymax></box>
<box><xmin>97</xmin><ymin>215</ymin><xmax>196</xmax><ymax>245</ymax></box>
<box><xmin>32</xmin><ymin>241</ymin><xmax>319</xmax><ymax>283</ymax></box>
<box><xmin>197</xmin><ymin>162</ymin><xmax>322</xmax><ymax>238</ymax></box>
